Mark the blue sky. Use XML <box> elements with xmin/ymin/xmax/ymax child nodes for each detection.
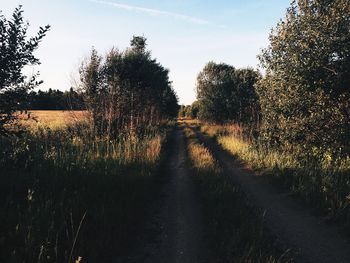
<box><xmin>2</xmin><ymin>0</ymin><xmax>291</xmax><ymax>104</ymax></box>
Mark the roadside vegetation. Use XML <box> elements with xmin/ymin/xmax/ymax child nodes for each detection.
<box><xmin>2</xmin><ymin>0</ymin><xmax>350</xmax><ymax>262</ymax></box>
<box><xmin>0</xmin><ymin>121</ymin><xmax>172</xmax><ymax>262</ymax></box>
<box><xmin>182</xmin><ymin>121</ymin><xmax>292</xmax><ymax>262</ymax></box>
<box><xmin>0</xmin><ymin>6</ymin><xmax>178</xmax><ymax>262</ymax></box>
<box><xmin>200</xmin><ymin>123</ymin><xmax>350</xmax><ymax>225</ymax></box>
<box><xmin>193</xmin><ymin>0</ymin><xmax>350</xmax><ymax>232</ymax></box>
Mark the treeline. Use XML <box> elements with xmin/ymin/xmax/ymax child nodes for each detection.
<box><xmin>27</xmin><ymin>88</ymin><xmax>84</xmax><ymax>110</ymax></box>
<box><xmin>196</xmin><ymin>63</ymin><xmax>260</xmax><ymax>124</ymax></box>
<box><xmin>80</xmin><ymin>36</ymin><xmax>179</xmax><ymax>138</ymax></box>
<box><xmin>178</xmin><ymin>101</ymin><xmax>199</xmax><ymax>119</ymax></box>
<box><xmin>0</xmin><ymin>4</ymin><xmax>179</xmax><ymax>136</ymax></box>
<box><xmin>195</xmin><ymin>0</ymin><xmax>350</xmax><ymax>157</ymax></box>
<box><xmin>181</xmin><ymin>64</ymin><xmax>260</xmax><ymax>124</ymax></box>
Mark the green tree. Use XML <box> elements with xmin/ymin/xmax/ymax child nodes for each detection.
<box><xmin>79</xmin><ymin>47</ymin><xmax>103</xmax><ymax>134</ymax></box>
<box><xmin>80</xmin><ymin>36</ymin><xmax>179</xmax><ymax>138</ymax></box>
<box><xmin>0</xmin><ymin>5</ymin><xmax>50</xmax><ymax>135</ymax></box>
<box><xmin>257</xmin><ymin>0</ymin><xmax>350</xmax><ymax>155</ymax></box>
<box><xmin>178</xmin><ymin>105</ymin><xmax>186</xmax><ymax>118</ymax></box>
<box><xmin>234</xmin><ymin>69</ymin><xmax>261</xmax><ymax>124</ymax></box>
<box><xmin>196</xmin><ymin>62</ymin><xmax>260</xmax><ymax>124</ymax></box>
<box><xmin>183</xmin><ymin>101</ymin><xmax>199</xmax><ymax>119</ymax></box>
<box><xmin>130</xmin><ymin>35</ymin><xmax>147</xmax><ymax>52</ymax></box>
<box><xmin>196</xmin><ymin>62</ymin><xmax>236</xmax><ymax>122</ymax></box>
<box><xmin>162</xmin><ymin>85</ymin><xmax>180</xmax><ymax>119</ymax></box>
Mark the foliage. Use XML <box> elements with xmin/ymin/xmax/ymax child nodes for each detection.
<box><xmin>79</xmin><ymin>36</ymin><xmax>179</xmax><ymax>138</ymax></box>
<box><xmin>0</xmin><ymin>122</ymin><xmax>171</xmax><ymax>262</ymax></box>
<box><xmin>196</xmin><ymin>62</ymin><xmax>260</xmax><ymax>124</ymax></box>
<box><xmin>178</xmin><ymin>105</ymin><xmax>186</xmax><ymax>118</ymax></box>
<box><xmin>178</xmin><ymin>101</ymin><xmax>200</xmax><ymax>119</ymax></box>
<box><xmin>200</xmin><ymin>122</ymin><xmax>350</xmax><ymax>231</ymax></box>
<box><xmin>257</xmin><ymin>0</ymin><xmax>350</xmax><ymax>156</ymax></box>
<box><xmin>0</xmin><ymin>5</ymin><xmax>50</xmax><ymax>135</ymax></box>
<box><xmin>28</xmin><ymin>88</ymin><xmax>85</xmax><ymax>110</ymax></box>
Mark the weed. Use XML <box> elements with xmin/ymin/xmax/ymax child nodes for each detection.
<box><xmin>0</xmin><ymin>112</ymin><xmax>173</xmax><ymax>262</ymax></box>
<box><xmin>200</xmin><ymin>122</ymin><xmax>350</xmax><ymax>230</ymax></box>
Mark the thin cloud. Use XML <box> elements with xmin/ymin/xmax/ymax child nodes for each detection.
<box><xmin>90</xmin><ymin>0</ymin><xmax>211</xmax><ymax>25</ymax></box>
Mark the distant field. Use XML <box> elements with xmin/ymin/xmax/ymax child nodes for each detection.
<box><xmin>19</xmin><ymin>110</ymin><xmax>88</xmax><ymax>129</ymax></box>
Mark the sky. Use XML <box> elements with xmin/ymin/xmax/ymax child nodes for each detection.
<box><xmin>1</xmin><ymin>0</ymin><xmax>291</xmax><ymax>105</ymax></box>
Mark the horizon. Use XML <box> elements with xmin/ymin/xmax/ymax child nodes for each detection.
<box><xmin>1</xmin><ymin>0</ymin><xmax>290</xmax><ymax>105</ymax></box>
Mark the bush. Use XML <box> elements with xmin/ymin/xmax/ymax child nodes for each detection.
<box><xmin>79</xmin><ymin>36</ymin><xmax>179</xmax><ymax>138</ymax></box>
<box><xmin>196</xmin><ymin>62</ymin><xmax>260</xmax><ymax>124</ymax></box>
<box><xmin>257</xmin><ymin>0</ymin><xmax>350</xmax><ymax>156</ymax></box>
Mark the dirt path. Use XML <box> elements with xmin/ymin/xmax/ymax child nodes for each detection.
<box><xmin>145</xmin><ymin>127</ymin><xmax>204</xmax><ymax>263</ymax></box>
<box><xmin>194</xmin><ymin>128</ymin><xmax>350</xmax><ymax>263</ymax></box>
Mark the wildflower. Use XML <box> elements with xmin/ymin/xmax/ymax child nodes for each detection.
<box><xmin>27</xmin><ymin>189</ymin><xmax>34</xmax><ymax>202</ymax></box>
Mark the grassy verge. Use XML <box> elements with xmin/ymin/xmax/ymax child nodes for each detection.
<box><xmin>0</xmin><ymin>122</ymin><xmax>174</xmax><ymax>263</ymax></box>
<box><xmin>182</xmin><ymin>122</ymin><xmax>292</xmax><ymax>262</ymax></box>
<box><xmin>200</xmin><ymin>122</ymin><xmax>350</xmax><ymax>230</ymax></box>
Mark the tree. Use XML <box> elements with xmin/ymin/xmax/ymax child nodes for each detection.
<box><xmin>80</xmin><ymin>36</ymin><xmax>179</xmax><ymax>138</ymax></box>
<box><xmin>196</xmin><ymin>62</ymin><xmax>260</xmax><ymax>124</ymax></box>
<box><xmin>162</xmin><ymin>85</ymin><xmax>180</xmax><ymax>120</ymax></box>
<box><xmin>130</xmin><ymin>35</ymin><xmax>147</xmax><ymax>52</ymax></box>
<box><xmin>188</xmin><ymin>101</ymin><xmax>200</xmax><ymax>119</ymax></box>
<box><xmin>234</xmin><ymin>68</ymin><xmax>261</xmax><ymax>124</ymax></box>
<box><xmin>257</xmin><ymin>0</ymin><xmax>350</xmax><ymax>155</ymax></box>
<box><xmin>79</xmin><ymin>47</ymin><xmax>103</xmax><ymax>134</ymax></box>
<box><xmin>196</xmin><ymin>62</ymin><xmax>236</xmax><ymax>122</ymax></box>
<box><xmin>27</xmin><ymin>88</ymin><xmax>85</xmax><ymax>110</ymax></box>
<box><xmin>0</xmin><ymin>5</ymin><xmax>50</xmax><ymax>135</ymax></box>
<box><xmin>179</xmin><ymin>101</ymin><xmax>200</xmax><ymax>119</ymax></box>
<box><xmin>178</xmin><ymin>105</ymin><xmax>186</xmax><ymax>118</ymax></box>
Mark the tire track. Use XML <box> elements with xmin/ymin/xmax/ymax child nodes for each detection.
<box><xmin>145</xmin><ymin>126</ymin><xmax>204</xmax><ymax>263</ymax></box>
<box><xmin>193</xmin><ymin>126</ymin><xmax>350</xmax><ymax>263</ymax></box>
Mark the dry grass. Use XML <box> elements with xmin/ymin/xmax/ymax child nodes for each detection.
<box><xmin>218</xmin><ymin>135</ymin><xmax>298</xmax><ymax>170</ymax></box>
<box><xmin>200</xmin><ymin>122</ymin><xmax>243</xmax><ymax>138</ymax></box>
<box><xmin>145</xmin><ymin>136</ymin><xmax>162</xmax><ymax>163</ymax></box>
<box><xmin>199</xmin><ymin>122</ymin><xmax>299</xmax><ymax>170</ymax></box>
<box><xmin>19</xmin><ymin>110</ymin><xmax>88</xmax><ymax>130</ymax></box>
<box><xmin>188</xmin><ymin>142</ymin><xmax>217</xmax><ymax>171</ymax></box>
<box><xmin>200</xmin><ymin>121</ymin><xmax>350</xmax><ymax>226</ymax></box>
<box><xmin>0</xmin><ymin>113</ymin><xmax>173</xmax><ymax>262</ymax></box>
<box><xmin>184</xmin><ymin>126</ymin><xmax>218</xmax><ymax>172</ymax></box>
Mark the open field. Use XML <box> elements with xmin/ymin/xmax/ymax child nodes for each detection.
<box><xmin>18</xmin><ymin>110</ymin><xmax>89</xmax><ymax>130</ymax></box>
<box><xmin>0</xmin><ymin>112</ymin><xmax>173</xmax><ymax>262</ymax></box>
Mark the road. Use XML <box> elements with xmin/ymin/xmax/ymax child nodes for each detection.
<box><xmin>193</xmin><ymin>126</ymin><xmax>350</xmax><ymax>263</ymax></box>
<box><xmin>145</xmin><ymin>127</ymin><xmax>205</xmax><ymax>263</ymax></box>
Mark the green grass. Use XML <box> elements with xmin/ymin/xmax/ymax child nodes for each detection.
<box><xmin>0</xmin><ymin>122</ymin><xmax>172</xmax><ymax>263</ymax></box>
<box><xmin>200</xmin><ymin>122</ymin><xmax>350</xmax><ymax>231</ymax></box>
<box><xmin>183</xmin><ymin>123</ymin><xmax>293</xmax><ymax>263</ymax></box>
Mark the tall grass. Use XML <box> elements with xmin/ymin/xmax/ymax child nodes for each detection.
<box><xmin>0</xmin><ymin>120</ymin><xmax>171</xmax><ymax>263</ymax></box>
<box><xmin>183</xmin><ymin>123</ymin><xmax>292</xmax><ymax>262</ymax></box>
<box><xmin>200</xmin><ymin>122</ymin><xmax>350</xmax><ymax>229</ymax></box>
<box><xmin>18</xmin><ymin>110</ymin><xmax>88</xmax><ymax>130</ymax></box>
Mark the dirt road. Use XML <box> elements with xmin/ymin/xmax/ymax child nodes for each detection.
<box><xmin>194</xmin><ymin>128</ymin><xmax>350</xmax><ymax>263</ymax></box>
<box><xmin>145</xmin><ymin>127</ymin><xmax>204</xmax><ymax>263</ymax></box>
